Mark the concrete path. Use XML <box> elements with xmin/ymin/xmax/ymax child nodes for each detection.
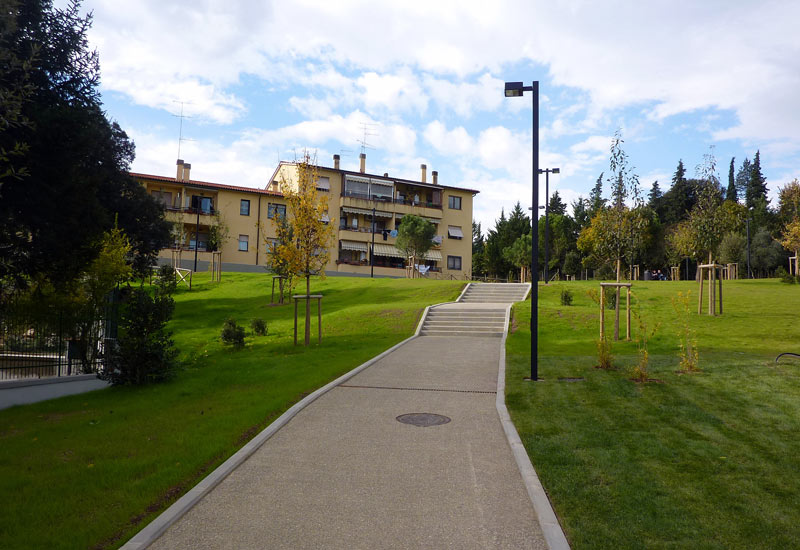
<box><xmin>127</xmin><ymin>283</ymin><xmax>565</xmax><ymax>549</ymax></box>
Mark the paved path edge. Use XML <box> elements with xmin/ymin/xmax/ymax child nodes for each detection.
<box><xmin>496</xmin><ymin>303</ymin><xmax>571</xmax><ymax>550</ymax></box>
<box><xmin>120</xmin><ymin>331</ymin><xmax>424</xmax><ymax>550</ymax></box>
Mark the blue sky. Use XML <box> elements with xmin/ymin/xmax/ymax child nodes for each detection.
<box><xmin>65</xmin><ymin>0</ymin><xmax>800</xmax><ymax>232</ymax></box>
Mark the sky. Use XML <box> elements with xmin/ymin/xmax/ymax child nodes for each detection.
<box><xmin>63</xmin><ymin>0</ymin><xmax>800</xmax><ymax>233</ymax></box>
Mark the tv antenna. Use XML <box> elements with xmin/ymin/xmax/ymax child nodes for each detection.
<box><xmin>172</xmin><ymin>100</ymin><xmax>195</xmax><ymax>158</ymax></box>
<box><xmin>357</xmin><ymin>122</ymin><xmax>378</xmax><ymax>155</ymax></box>
<box><xmin>339</xmin><ymin>148</ymin><xmax>354</xmax><ymax>158</ymax></box>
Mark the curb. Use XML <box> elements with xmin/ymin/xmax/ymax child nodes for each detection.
<box><xmin>0</xmin><ymin>373</ymin><xmax>100</xmax><ymax>390</ymax></box>
<box><xmin>496</xmin><ymin>303</ymin><xmax>571</xmax><ymax>550</ymax></box>
<box><xmin>120</xmin><ymin>334</ymin><xmax>418</xmax><ymax>550</ymax></box>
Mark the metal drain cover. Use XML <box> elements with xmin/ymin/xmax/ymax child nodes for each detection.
<box><xmin>396</xmin><ymin>413</ymin><xmax>451</xmax><ymax>427</ymax></box>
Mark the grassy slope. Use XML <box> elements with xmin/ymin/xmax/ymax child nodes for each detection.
<box><xmin>506</xmin><ymin>279</ymin><xmax>800</xmax><ymax>549</ymax></box>
<box><xmin>0</xmin><ymin>274</ymin><xmax>463</xmax><ymax>549</ymax></box>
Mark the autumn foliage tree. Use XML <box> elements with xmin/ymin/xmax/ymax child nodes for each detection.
<box><xmin>277</xmin><ymin>153</ymin><xmax>334</xmax><ymax>345</ymax></box>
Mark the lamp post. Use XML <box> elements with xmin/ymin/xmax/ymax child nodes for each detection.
<box><xmin>538</xmin><ymin>167</ymin><xmax>560</xmax><ymax>284</ymax></box>
<box><xmin>505</xmin><ymin>81</ymin><xmax>539</xmax><ymax>381</ymax></box>
<box><xmin>370</xmin><ymin>207</ymin><xmax>376</xmax><ymax>278</ymax></box>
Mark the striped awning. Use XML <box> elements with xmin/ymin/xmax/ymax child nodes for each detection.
<box><xmin>341</xmin><ymin>206</ymin><xmax>392</xmax><ymax>218</ymax></box>
<box><xmin>372</xmin><ymin>244</ymin><xmax>442</xmax><ymax>262</ymax></box>
<box><xmin>340</xmin><ymin>240</ymin><xmax>368</xmax><ymax>252</ymax></box>
<box><xmin>372</xmin><ymin>243</ymin><xmax>404</xmax><ymax>258</ymax></box>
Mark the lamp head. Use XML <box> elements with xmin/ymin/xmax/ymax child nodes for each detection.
<box><xmin>504</xmin><ymin>82</ymin><xmax>524</xmax><ymax>97</ymax></box>
<box><xmin>552</xmin><ymin>168</ymin><xmax>560</xmax><ymax>174</ymax></box>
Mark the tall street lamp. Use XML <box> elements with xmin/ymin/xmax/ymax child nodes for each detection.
<box><xmin>539</xmin><ymin>167</ymin><xmax>560</xmax><ymax>284</ymax></box>
<box><xmin>504</xmin><ymin>81</ymin><xmax>539</xmax><ymax>381</ymax></box>
<box><xmin>746</xmin><ymin>217</ymin><xmax>752</xmax><ymax>279</ymax></box>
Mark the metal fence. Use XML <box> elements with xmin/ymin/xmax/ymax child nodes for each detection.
<box><xmin>0</xmin><ymin>296</ymin><xmax>118</xmax><ymax>382</ymax></box>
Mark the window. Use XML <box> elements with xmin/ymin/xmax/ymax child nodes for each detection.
<box><xmin>448</xmin><ymin>195</ymin><xmax>462</xmax><ymax>210</ymax></box>
<box><xmin>191</xmin><ymin>195</ymin><xmax>213</xmax><ymax>213</ymax></box>
<box><xmin>150</xmin><ymin>190</ymin><xmax>173</xmax><ymax>208</ymax></box>
<box><xmin>447</xmin><ymin>255</ymin><xmax>462</xmax><ymax>270</ymax></box>
<box><xmin>238</xmin><ymin>234</ymin><xmax>249</xmax><ymax>252</ymax></box>
<box><xmin>317</xmin><ymin>176</ymin><xmax>330</xmax><ymax>191</ymax></box>
<box><xmin>240</xmin><ymin>199</ymin><xmax>250</xmax><ymax>216</ymax></box>
<box><xmin>266</xmin><ymin>238</ymin><xmax>279</xmax><ymax>253</ymax></box>
<box><xmin>268</xmin><ymin>203</ymin><xmax>286</xmax><ymax>219</ymax></box>
<box><xmin>447</xmin><ymin>226</ymin><xmax>464</xmax><ymax>240</ymax></box>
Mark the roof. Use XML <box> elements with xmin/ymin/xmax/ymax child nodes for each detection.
<box><xmin>269</xmin><ymin>161</ymin><xmax>480</xmax><ymax>195</ymax></box>
<box><xmin>131</xmin><ymin>172</ymin><xmax>283</xmax><ymax>197</ymax></box>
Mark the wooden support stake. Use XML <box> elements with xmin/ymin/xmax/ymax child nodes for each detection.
<box><xmin>600</xmin><ymin>285</ymin><xmax>605</xmax><ymax>340</ymax></box>
<box><xmin>718</xmin><ymin>270</ymin><xmax>723</xmax><ymax>315</ymax></box>
<box><xmin>293</xmin><ymin>298</ymin><xmax>298</xmax><ymax>346</ymax></box>
<box><xmin>317</xmin><ymin>297</ymin><xmax>322</xmax><ymax>344</ymax></box>
<box><xmin>626</xmin><ymin>287</ymin><xmax>631</xmax><ymax>341</ymax></box>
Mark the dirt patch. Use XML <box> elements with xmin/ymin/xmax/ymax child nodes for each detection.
<box><xmin>630</xmin><ymin>378</ymin><xmax>665</xmax><ymax>384</ymax></box>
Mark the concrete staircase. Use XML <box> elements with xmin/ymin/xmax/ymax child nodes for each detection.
<box><xmin>459</xmin><ymin>283</ymin><xmax>531</xmax><ymax>304</ymax></box>
<box><xmin>418</xmin><ymin>307</ymin><xmax>507</xmax><ymax>338</ymax></box>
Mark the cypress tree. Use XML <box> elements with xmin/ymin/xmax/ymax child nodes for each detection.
<box><xmin>726</xmin><ymin>157</ymin><xmax>737</xmax><ymax>202</ymax></box>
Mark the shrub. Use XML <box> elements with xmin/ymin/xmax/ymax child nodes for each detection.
<box><xmin>596</xmin><ymin>337</ymin><xmax>613</xmax><ymax>369</ymax></box>
<box><xmin>250</xmin><ymin>318</ymin><xmax>267</xmax><ymax>336</ymax></box>
<box><xmin>671</xmin><ymin>291</ymin><xmax>700</xmax><ymax>373</ymax></box>
<box><xmin>221</xmin><ymin>318</ymin><xmax>245</xmax><ymax>348</ymax></box>
<box><xmin>156</xmin><ymin>264</ymin><xmax>177</xmax><ymax>293</ymax></box>
<box><xmin>560</xmin><ymin>287</ymin><xmax>573</xmax><ymax>306</ymax></box>
<box><xmin>104</xmin><ymin>285</ymin><xmax>179</xmax><ymax>385</ymax></box>
<box><xmin>776</xmin><ymin>266</ymin><xmax>797</xmax><ymax>284</ymax></box>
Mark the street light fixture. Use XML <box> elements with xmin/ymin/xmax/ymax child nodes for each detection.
<box><xmin>504</xmin><ymin>81</ymin><xmax>539</xmax><ymax>381</ymax></box>
<box><xmin>539</xmin><ymin>167</ymin><xmax>560</xmax><ymax>284</ymax></box>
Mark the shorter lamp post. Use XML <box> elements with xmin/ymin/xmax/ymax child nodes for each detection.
<box><xmin>538</xmin><ymin>167</ymin><xmax>560</xmax><ymax>284</ymax></box>
<box><xmin>746</xmin><ymin>217</ymin><xmax>752</xmax><ymax>279</ymax></box>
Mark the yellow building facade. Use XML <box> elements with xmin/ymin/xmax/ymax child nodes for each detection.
<box><xmin>134</xmin><ymin>155</ymin><xmax>477</xmax><ymax>278</ymax></box>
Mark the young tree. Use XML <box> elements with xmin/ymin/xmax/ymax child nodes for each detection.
<box><xmin>780</xmin><ymin>219</ymin><xmax>800</xmax><ymax>272</ymax></box>
<box><xmin>278</xmin><ymin>153</ymin><xmax>335</xmax><ymax>345</ymax></box>
<box><xmin>687</xmin><ymin>150</ymin><xmax>725</xmax><ymax>264</ymax></box>
<box><xmin>395</xmin><ymin>214</ymin><xmax>436</xmax><ymax>278</ymax></box>
<box><xmin>503</xmin><ymin>233</ymin><xmax>531</xmax><ymax>281</ymax></box>
<box><xmin>261</xmin><ymin>212</ymin><xmax>296</xmax><ymax>304</ymax></box>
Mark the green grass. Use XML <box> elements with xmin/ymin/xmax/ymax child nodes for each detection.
<box><xmin>0</xmin><ymin>273</ymin><xmax>463</xmax><ymax>549</ymax></box>
<box><xmin>506</xmin><ymin>279</ymin><xmax>800</xmax><ymax>549</ymax></box>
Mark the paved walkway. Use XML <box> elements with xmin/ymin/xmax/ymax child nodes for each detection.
<box><xmin>0</xmin><ymin>374</ymin><xmax>109</xmax><ymax>411</ymax></box>
<box><xmin>128</xmin><ymin>284</ymin><xmax>560</xmax><ymax>549</ymax></box>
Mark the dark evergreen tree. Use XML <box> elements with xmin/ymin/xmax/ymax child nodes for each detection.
<box><xmin>547</xmin><ymin>190</ymin><xmax>567</xmax><ymax>216</ymax></box>
<box><xmin>571</xmin><ymin>198</ymin><xmax>590</xmax><ymax>231</ymax></box>
<box><xmin>0</xmin><ymin>0</ymin><xmax>170</xmax><ymax>289</ymax></box>
<box><xmin>485</xmin><ymin>204</ymin><xmax>531</xmax><ymax>278</ymax></box>
<box><xmin>735</xmin><ymin>157</ymin><xmax>751</xmax><ymax>200</ymax></box>
<box><xmin>726</xmin><ymin>157</ymin><xmax>737</xmax><ymax>202</ymax></box>
<box><xmin>588</xmin><ymin>172</ymin><xmax>606</xmax><ymax>216</ymax></box>
<box><xmin>662</xmin><ymin>160</ymin><xmax>696</xmax><ymax>225</ymax></box>
<box><xmin>471</xmin><ymin>221</ymin><xmax>487</xmax><ymax>276</ymax></box>
<box><xmin>745</xmin><ymin>150</ymin><xmax>768</xmax><ymax>209</ymax></box>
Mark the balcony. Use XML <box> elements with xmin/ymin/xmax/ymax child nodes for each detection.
<box><xmin>339</xmin><ymin>194</ymin><xmax>442</xmax><ymax>220</ymax></box>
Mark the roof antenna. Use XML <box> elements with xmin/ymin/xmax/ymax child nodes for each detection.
<box><xmin>357</xmin><ymin>122</ymin><xmax>378</xmax><ymax>155</ymax></box>
<box><xmin>172</xmin><ymin>100</ymin><xmax>195</xmax><ymax>159</ymax></box>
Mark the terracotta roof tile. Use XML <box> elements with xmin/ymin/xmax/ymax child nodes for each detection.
<box><xmin>130</xmin><ymin>172</ymin><xmax>283</xmax><ymax>197</ymax></box>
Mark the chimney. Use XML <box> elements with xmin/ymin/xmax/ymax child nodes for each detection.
<box><xmin>333</xmin><ymin>154</ymin><xmax>340</xmax><ymax>170</ymax></box>
<box><xmin>432</xmin><ymin>170</ymin><xmax>438</xmax><ymax>185</ymax></box>
<box><xmin>359</xmin><ymin>153</ymin><xmax>366</xmax><ymax>173</ymax></box>
<box><xmin>183</xmin><ymin>163</ymin><xmax>191</xmax><ymax>181</ymax></box>
<box><xmin>383</xmin><ymin>173</ymin><xmax>389</xmax><ymax>177</ymax></box>
<box><xmin>420</xmin><ymin>163</ymin><xmax>427</xmax><ymax>183</ymax></box>
<box><xmin>176</xmin><ymin>159</ymin><xmax>184</xmax><ymax>181</ymax></box>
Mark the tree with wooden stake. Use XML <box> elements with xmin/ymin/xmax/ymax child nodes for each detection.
<box><xmin>780</xmin><ymin>218</ymin><xmax>800</xmax><ymax>276</ymax></box>
<box><xmin>504</xmin><ymin>233</ymin><xmax>532</xmax><ymax>282</ymax></box>
<box><xmin>395</xmin><ymin>215</ymin><xmax>436</xmax><ymax>278</ymax></box>
<box><xmin>577</xmin><ymin>130</ymin><xmax>647</xmax><ymax>340</ymax></box>
<box><xmin>261</xmin><ymin>212</ymin><xmax>296</xmax><ymax>304</ymax></box>
<box><xmin>276</xmin><ymin>153</ymin><xmax>334</xmax><ymax>346</ymax></box>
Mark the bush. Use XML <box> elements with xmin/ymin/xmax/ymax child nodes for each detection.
<box><xmin>596</xmin><ymin>337</ymin><xmax>613</xmax><ymax>369</ymax></box>
<box><xmin>560</xmin><ymin>287</ymin><xmax>573</xmax><ymax>306</ymax></box>
<box><xmin>104</xmin><ymin>285</ymin><xmax>179</xmax><ymax>385</ymax></box>
<box><xmin>776</xmin><ymin>266</ymin><xmax>798</xmax><ymax>284</ymax></box>
<box><xmin>250</xmin><ymin>318</ymin><xmax>267</xmax><ymax>336</ymax></box>
<box><xmin>221</xmin><ymin>318</ymin><xmax>245</xmax><ymax>348</ymax></box>
<box><xmin>156</xmin><ymin>264</ymin><xmax>177</xmax><ymax>293</ymax></box>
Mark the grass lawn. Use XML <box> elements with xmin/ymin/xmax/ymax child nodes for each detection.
<box><xmin>506</xmin><ymin>279</ymin><xmax>800</xmax><ymax>550</ymax></box>
<box><xmin>0</xmin><ymin>273</ymin><xmax>463</xmax><ymax>549</ymax></box>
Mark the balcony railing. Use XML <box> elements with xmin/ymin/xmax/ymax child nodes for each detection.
<box><xmin>164</xmin><ymin>205</ymin><xmax>217</xmax><ymax>216</ymax></box>
<box><xmin>341</xmin><ymin>191</ymin><xmax>441</xmax><ymax>209</ymax></box>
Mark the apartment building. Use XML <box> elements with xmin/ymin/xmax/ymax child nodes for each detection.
<box><xmin>134</xmin><ymin>155</ymin><xmax>478</xmax><ymax>278</ymax></box>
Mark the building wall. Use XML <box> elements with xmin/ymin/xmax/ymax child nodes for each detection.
<box><xmin>138</xmin><ymin>160</ymin><xmax>476</xmax><ymax>279</ymax></box>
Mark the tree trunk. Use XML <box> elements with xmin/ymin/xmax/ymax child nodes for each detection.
<box><xmin>305</xmin><ymin>275</ymin><xmax>310</xmax><ymax>346</ymax></box>
<box><xmin>614</xmin><ymin>257</ymin><xmax>621</xmax><ymax>341</ymax></box>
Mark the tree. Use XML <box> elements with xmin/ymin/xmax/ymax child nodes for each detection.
<box><xmin>261</xmin><ymin>211</ymin><xmax>296</xmax><ymax>304</ymax></box>
<box><xmin>780</xmin><ymin>218</ymin><xmax>800</xmax><ymax>270</ymax></box>
<box><xmin>750</xmin><ymin>229</ymin><xmax>783</xmax><ymax>276</ymax></box>
<box><xmin>0</xmin><ymin>0</ymin><xmax>170</xmax><ymax>289</ymax></box>
<box><xmin>278</xmin><ymin>153</ymin><xmax>335</xmax><ymax>345</ymax></box>
<box><xmin>395</xmin><ymin>214</ymin><xmax>436</xmax><ymax>278</ymax></box>
<box><xmin>687</xmin><ymin>151</ymin><xmax>726</xmax><ymax>264</ymax></box>
<box><xmin>777</xmin><ymin>179</ymin><xmax>800</xmax><ymax>224</ymax></box>
<box><xmin>588</xmin><ymin>172</ymin><xmax>606</xmax><ymax>216</ymax></box>
<box><xmin>726</xmin><ymin>157</ymin><xmax>737</xmax><ymax>202</ymax></box>
<box><xmin>548</xmin><ymin>191</ymin><xmax>567</xmax><ymax>216</ymax></box>
<box><xmin>503</xmin><ymin>234</ymin><xmax>531</xmax><ymax>281</ymax></box>
<box><xmin>745</xmin><ymin>150</ymin><xmax>768</xmax><ymax>209</ymax></box>
<box><xmin>718</xmin><ymin>232</ymin><xmax>746</xmax><ymax>268</ymax></box>
<box><xmin>735</xmin><ymin>157</ymin><xmax>751</xmax><ymax>200</ymax></box>
<box><xmin>662</xmin><ymin>159</ymin><xmax>696</xmax><ymax>225</ymax></box>
<box><xmin>484</xmin><ymin>204</ymin><xmax>530</xmax><ymax>278</ymax></box>
<box><xmin>472</xmin><ymin>221</ymin><xmax>487</xmax><ymax>277</ymax></box>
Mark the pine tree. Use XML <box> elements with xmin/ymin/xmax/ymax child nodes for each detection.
<box><xmin>746</xmin><ymin>150</ymin><xmax>768</xmax><ymax>209</ymax></box>
<box><xmin>726</xmin><ymin>157</ymin><xmax>737</xmax><ymax>202</ymax></box>
<box><xmin>662</xmin><ymin>160</ymin><xmax>696</xmax><ymax>225</ymax></box>
<box><xmin>588</xmin><ymin>172</ymin><xmax>606</xmax><ymax>216</ymax></box>
<box><xmin>548</xmin><ymin>191</ymin><xmax>567</xmax><ymax>215</ymax></box>
<box><xmin>735</xmin><ymin>157</ymin><xmax>751</xmax><ymax>200</ymax></box>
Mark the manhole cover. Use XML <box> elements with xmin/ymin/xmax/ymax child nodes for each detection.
<box><xmin>396</xmin><ymin>413</ymin><xmax>451</xmax><ymax>427</ymax></box>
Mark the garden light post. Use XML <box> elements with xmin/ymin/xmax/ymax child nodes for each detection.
<box><xmin>193</xmin><ymin>206</ymin><xmax>200</xmax><ymax>273</ymax></box>
<box><xmin>539</xmin><ymin>167</ymin><xmax>560</xmax><ymax>284</ymax></box>
<box><xmin>504</xmin><ymin>81</ymin><xmax>539</xmax><ymax>381</ymax></box>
